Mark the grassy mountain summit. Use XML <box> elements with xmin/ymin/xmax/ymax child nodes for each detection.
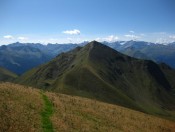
<box><xmin>16</xmin><ymin>41</ymin><xmax>175</xmax><ymax>119</ymax></box>
<box><xmin>0</xmin><ymin>67</ymin><xmax>17</xmax><ymax>81</ymax></box>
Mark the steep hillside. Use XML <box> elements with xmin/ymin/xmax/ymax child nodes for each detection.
<box><xmin>0</xmin><ymin>67</ymin><xmax>17</xmax><ymax>81</ymax></box>
<box><xmin>160</xmin><ymin>63</ymin><xmax>175</xmax><ymax>94</ymax></box>
<box><xmin>0</xmin><ymin>83</ymin><xmax>175</xmax><ymax>132</ymax></box>
<box><xmin>16</xmin><ymin>41</ymin><xmax>175</xmax><ymax>119</ymax></box>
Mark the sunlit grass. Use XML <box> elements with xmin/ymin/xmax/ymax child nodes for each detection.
<box><xmin>0</xmin><ymin>82</ymin><xmax>43</xmax><ymax>131</ymax></box>
<box><xmin>0</xmin><ymin>82</ymin><xmax>175</xmax><ymax>132</ymax></box>
<box><xmin>46</xmin><ymin>92</ymin><xmax>175</xmax><ymax>132</ymax></box>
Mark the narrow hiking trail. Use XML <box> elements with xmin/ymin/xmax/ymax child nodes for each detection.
<box><xmin>40</xmin><ymin>92</ymin><xmax>54</xmax><ymax>132</ymax></box>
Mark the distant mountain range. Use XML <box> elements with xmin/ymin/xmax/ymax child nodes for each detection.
<box><xmin>15</xmin><ymin>41</ymin><xmax>175</xmax><ymax>119</ymax></box>
<box><xmin>0</xmin><ymin>40</ymin><xmax>175</xmax><ymax>74</ymax></box>
<box><xmin>0</xmin><ymin>42</ymin><xmax>77</xmax><ymax>74</ymax></box>
<box><xmin>103</xmin><ymin>41</ymin><xmax>175</xmax><ymax>69</ymax></box>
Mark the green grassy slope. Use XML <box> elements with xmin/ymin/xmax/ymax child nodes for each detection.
<box><xmin>0</xmin><ymin>67</ymin><xmax>18</xmax><ymax>81</ymax></box>
<box><xmin>16</xmin><ymin>41</ymin><xmax>175</xmax><ymax>120</ymax></box>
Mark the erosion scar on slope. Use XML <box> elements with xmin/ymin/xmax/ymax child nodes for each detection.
<box><xmin>40</xmin><ymin>92</ymin><xmax>54</xmax><ymax>132</ymax></box>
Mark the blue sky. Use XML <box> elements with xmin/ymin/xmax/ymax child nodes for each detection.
<box><xmin>0</xmin><ymin>0</ymin><xmax>175</xmax><ymax>44</ymax></box>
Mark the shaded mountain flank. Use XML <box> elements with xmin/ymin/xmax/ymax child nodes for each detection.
<box><xmin>16</xmin><ymin>41</ymin><xmax>175</xmax><ymax>120</ymax></box>
<box><xmin>0</xmin><ymin>67</ymin><xmax>18</xmax><ymax>81</ymax></box>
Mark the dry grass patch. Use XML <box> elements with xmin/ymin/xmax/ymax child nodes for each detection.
<box><xmin>46</xmin><ymin>92</ymin><xmax>175</xmax><ymax>132</ymax></box>
<box><xmin>0</xmin><ymin>82</ymin><xmax>174</xmax><ymax>132</ymax></box>
<box><xmin>0</xmin><ymin>82</ymin><xmax>43</xmax><ymax>132</ymax></box>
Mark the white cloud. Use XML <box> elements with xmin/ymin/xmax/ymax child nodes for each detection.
<box><xmin>125</xmin><ymin>34</ymin><xmax>132</xmax><ymax>38</ymax></box>
<box><xmin>169</xmin><ymin>35</ymin><xmax>175</xmax><ymax>39</ymax></box>
<box><xmin>124</xmin><ymin>34</ymin><xmax>140</xmax><ymax>40</ymax></box>
<box><xmin>95</xmin><ymin>37</ymin><xmax>101</xmax><ymax>41</ymax></box>
<box><xmin>105</xmin><ymin>35</ymin><xmax>119</xmax><ymax>42</ymax></box>
<box><xmin>140</xmin><ymin>33</ymin><xmax>145</xmax><ymax>36</ymax></box>
<box><xmin>155</xmin><ymin>38</ymin><xmax>170</xmax><ymax>44</ymax></box>
<box><xmin>67</xmin><ymin>38</ymin><xmax>73</xmax><ymax>42</ymax></box>
<box><xmin>18</xmin><ymin>37</ymin><xmax>28</xmax><ymax>40</ymax></box>
<box><xmin>3</xmin><ymin>35</ymin><xmax>14</xmax><ymax>39</ymax></box>
<box><xmin>158</xmin><ymin>32</ymin><xmax>166</xmax><ymax>35</ymax></box>
<box><xmin>63</xmin><ymin>29</ymin><xmax>81</xmax><ymax>35</ymax></box>
<box><xmin>49</xmin><ymin>38</ymin><xmax>58</xmax><ymax>41</ymax></box>
<box><xmin>129</xmin><ymin>31</ymin><xmax>135</xmax><ymax>33</ymax></box>
<box><xmin>95</xmin><ymin>35</ymin><xmax>119</xmax><ymax>42</ymax></box>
